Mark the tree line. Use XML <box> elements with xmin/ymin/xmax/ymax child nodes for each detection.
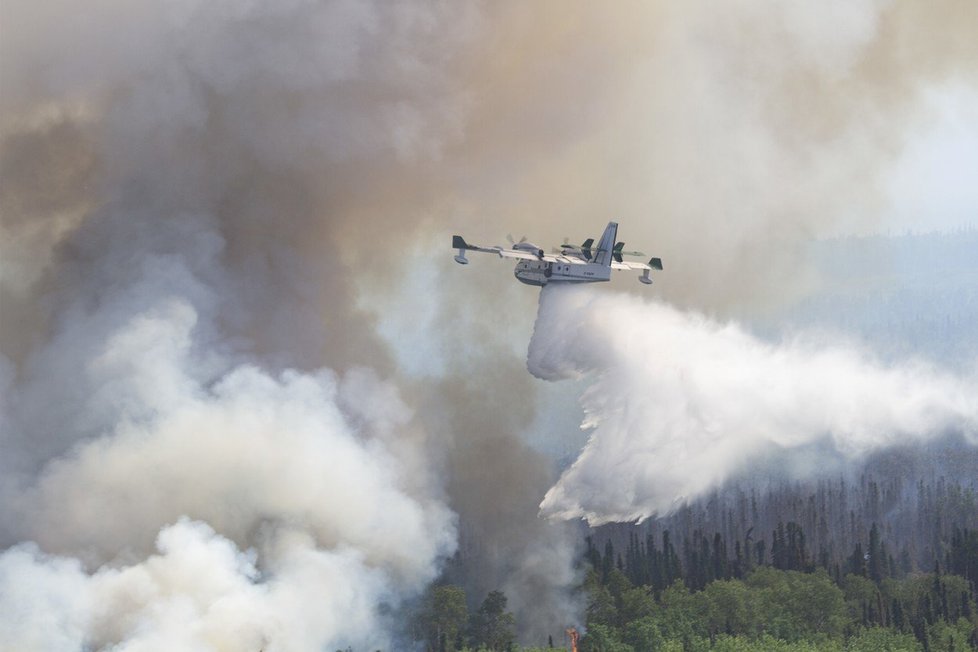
<box><xmin>408</xmin><ymin>450</ymin><xmax>977</xmax><ymax>651</ymax></box>
<box><xmin>580</xmin><ymin>524</ymin><xmax>977</xmax><ymax>650</ymax></box>
<box><xmin>592</xmin><ymin>449</ymin><xmax>978</xmax><ymax>590</ymax></box>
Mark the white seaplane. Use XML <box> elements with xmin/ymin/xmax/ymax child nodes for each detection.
<box><xmin>452</xmin><ymin>221</ymin><xmax>662</xmax><ymax>286</ymax></box>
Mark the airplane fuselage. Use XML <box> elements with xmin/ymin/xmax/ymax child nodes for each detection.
<box><xmin>514</xmin><ymin>259</ymin><xmax>612</xmax><ymax>286</ymax></box>
<box><xmin>452</xmin><ymin>221</ymin><xmax>661</xmax><ymax>286</ymax></box>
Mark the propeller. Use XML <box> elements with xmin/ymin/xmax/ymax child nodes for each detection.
<box><xmin>506</xmin><ymin>234</ymin><xmax>527</xmax><ymax>245</ymax></box>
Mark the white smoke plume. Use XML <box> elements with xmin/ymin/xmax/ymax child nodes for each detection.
<box><xmin>2</xmin><ymin>519</ymin><xmax>409</xmax><ymax>652</ymax></box>
<box><xmin>0</xmin><ymin>275</ymin><xmax>456</xmax><ymax>650</ymax></box>
<box><xmin>529</xmin><ymin>285</ymin><xmax>978</xmax><ymax>525</ymax></box>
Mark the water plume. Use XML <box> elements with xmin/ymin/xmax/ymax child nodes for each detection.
<box><xmin>530</xmin><ymin>285</ymin><xmax>978</xmax><ymax>525</ymax></box>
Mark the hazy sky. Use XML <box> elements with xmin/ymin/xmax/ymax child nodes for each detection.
<box><xmin>883</xmin><ymin>83</ymin><xmax>978</xmax><ymax>234</ymax></box>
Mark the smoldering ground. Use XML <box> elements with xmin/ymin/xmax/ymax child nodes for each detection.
<box><xmin>2</xmin><ymin>1</ymin><xmax>977</xmax><ymax>649</ymax></box>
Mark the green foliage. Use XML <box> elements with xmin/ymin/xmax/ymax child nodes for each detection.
<box><xmin>698</xmin><ymin>578</ymin><xmax>752</xmax><ymax>636</ymax></box>
<box><xmin>618</xmin><ymin>586</ymin><xmax>655</xmax><ymax>624</ymax></box>
<box><xmin>926</xmin><ymin>618</ymin><xmax>976</xmax><ymax>652</ymax></box>
<box><xmin>655</xmin><ymin>580</ymin><xmax>701</xmax><ymax>641</ymax></box>
<box><xmin>478</xmin><ymin>514</ymin><xmax>978</xmax><ymax>652</ymax></box>
<box><xmin>844</xmin><ymin>627</ymin><xmax>921</xmax><ymax>652</ymax></box>
<box><xmin>606</xmin><ymin>568</ymin><xmax>633</xmax><ymax>603</ymax></box>
<box><xmin>745</xmin><ymin>567</ymin><xmax>847</xmax><ymax>641</ymax></box>
<box><xmin>584</xmin><ymin>568</ymin><xmax>618</xmax><ymax>627</ymax></box>
<box><xmin>881</xmin><ymin>571</ymin><xmax>977</xmax><ymax>629</ymax></box>
<box><xmin>712</xmin><ymin>633</ymin><xmax>842</xmax><ymax>651</ymax></box>
<box><xmin>840</xmin><ymin>574</ymin><xmax>879</xmax><ymax>626</ymax></box>
<box><xmin>470</xmin><ymin>590</ymin><xmax>516</xmax><ymax>652</ymax></box>
<box><xmin>621</xmin><ymin>616</ymin><xmax>664</xmax><ymax>651</ymax></box>
<box><xmin>579</xmin><ymin>624</ymin><xmax>633</xmax><ymax>652</ymax></box>
<box><xmin>418</xmin><ymin>585</ymin><xmax>469</xmax><ymax>652</ymax></box>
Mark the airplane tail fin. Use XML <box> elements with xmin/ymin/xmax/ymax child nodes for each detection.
<box><xmin>594</xmin><ymin>222</ymin><xmax>618</xmax><ymax>267</ymax></box>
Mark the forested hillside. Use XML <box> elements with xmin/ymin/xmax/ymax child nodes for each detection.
<box><xmin>590</xmin><ymin>445</ymin><xmax>978</xmax><ymax>587</ymax></box>
<box><xmin>575</xmin><ymin>564</ymin><xmax>975</xmax><ymax>651</ymax></box>
<box><xmin>579</xmin><ymin>445</ymin><xmax>978</xmax><ymax>651</ymax></box>
<box><xmin>416</xmin><ymin>447</ymin><xmax>978</xmax><ymax>651</ymax></box>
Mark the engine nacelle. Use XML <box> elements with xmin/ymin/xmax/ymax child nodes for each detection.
<box><xmin>512</xmin><ymin>241</ymin><xmax>545</xmax><ymax>259</ymax></box>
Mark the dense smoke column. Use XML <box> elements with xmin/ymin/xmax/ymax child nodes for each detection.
<box><xmin>417</xmin><ymin>372</ymin><xmax>585</xmax><ymax>639</ymax></box>
<box><xmin>0</xmin><ymin>0</ymin><xmax>589</xmax><ymax>643</ymax></box>
<box><xmin>0</xmin><ymin>2</ymin><xmax>474</xmax><ymax>649</ymax></box>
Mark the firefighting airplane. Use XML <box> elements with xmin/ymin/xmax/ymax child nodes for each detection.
<box><xmin>452</xmin><ymin>221</ymin><xmax>663</xmax><ymax>286</ymax></box>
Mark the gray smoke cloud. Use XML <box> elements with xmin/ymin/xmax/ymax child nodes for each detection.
<box><xmin>2</xmin><ymin>0</ymin><xmax>978</xmax><ymax>646</ymax></box>
<box><xmin>529</xmin><ymin>285</ymin><xmax>978</xmax><ymax>525</ymax></box>
<box><xmin>0</xmin><ymin>206</ymin><xmax>457</xmax><ymax>649</ymax></box>
<box><xmin>1</xmin><ymin>1</ymin><xmax>469</xmax><ymax>649</ymax></box>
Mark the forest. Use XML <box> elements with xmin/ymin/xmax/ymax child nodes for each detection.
<box><xmin>412</xmin><ymin>445</ymin><xmax>978</xmax><ymax>651</ymax></box>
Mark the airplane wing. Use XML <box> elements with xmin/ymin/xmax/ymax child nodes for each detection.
<box><xmin>551</xmin><ymin>254</ymin><xmax>589</xmax><ymax>265</ymax></box>
<box><xmin>453</xmin><ymin>235</ymin><xmax>554</xmax><ymax>264</ymax></box>
<box><xmin>452</xmin><ymin>235</ymin><xmax>502</xmax><ymax>256</ymax></box>
<box><xmin>611</xmin><ymin>257</ymin><xmax>663</xmax><ymax>271</ymax></box>
<box><xmin>612</xmin><ymin>256</ymin><xmax>663</xmax><ymax>284</ymax></box>
<box><xmin>500</xmin><ymin>249</ymin><xmax>576</xmax><ymax>263</ymax></box>
<box><xmin>498</xmin><ymin>249</ymin><xmax>545</xmax><ymax>261</ymax></box>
